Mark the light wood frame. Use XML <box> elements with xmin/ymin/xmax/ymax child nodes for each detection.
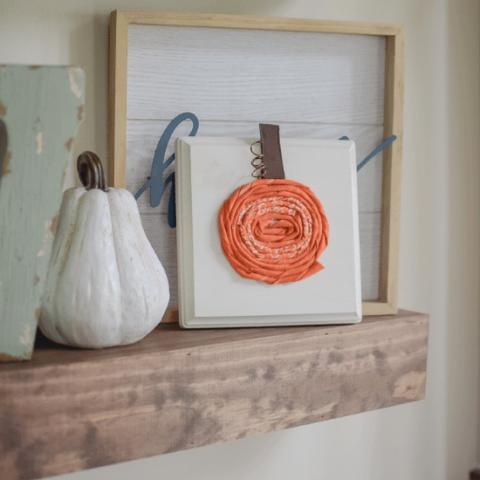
<box><xmin>108</xmin><ymin>10</ymin><xmax>405</xmax><ymax>316</ymax></box>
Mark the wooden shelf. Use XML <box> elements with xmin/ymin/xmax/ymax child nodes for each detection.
<box><xmin>0</xmin><ymin>309</ymin><xmax>428</xmax><ymax>480</ymax></box>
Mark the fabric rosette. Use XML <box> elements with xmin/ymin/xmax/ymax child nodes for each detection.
<box><xmin>218</xmin><ymin>179</ymin><xmax>329</xmax><ymax>284</ymax></box>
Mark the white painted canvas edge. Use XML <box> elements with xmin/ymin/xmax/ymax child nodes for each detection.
<box><xmin>176</xmin><ymin>137</ymin><xmax>362</xmax><ymax>328</ymax></box>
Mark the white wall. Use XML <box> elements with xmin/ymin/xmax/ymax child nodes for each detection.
<box><xmin>1</xmin><ymin>0</ymin><xmax>479</xmax><ymax>479</ymax></box>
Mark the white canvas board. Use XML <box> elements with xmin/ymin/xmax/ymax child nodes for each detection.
<box><xmin>176</xmin><ymin>137</ymin><xmax>362</xmax><ymax>328</ymax></box>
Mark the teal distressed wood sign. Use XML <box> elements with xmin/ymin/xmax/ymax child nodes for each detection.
<box><xmin>0</xmin><ymin>65</ymin><xmax>85</xmax><ymax>361</ymax></box>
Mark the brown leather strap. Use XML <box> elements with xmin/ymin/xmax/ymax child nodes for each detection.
<box><xmin>259</xmin><ymin>124</ymin><xmax>285</xmax><ymax>180</ymax></box>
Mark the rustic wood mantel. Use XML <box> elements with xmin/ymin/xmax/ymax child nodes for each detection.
<box><xmin>0</xmin><ymin>309</ymin><xmax>428</xmax><ymax>480</ymax></box>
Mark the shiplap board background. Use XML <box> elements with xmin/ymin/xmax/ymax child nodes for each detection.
<box><xmin>126</xmin><ymin>25</ymin><xmax>386</xmax><ymax>307</ymax></box>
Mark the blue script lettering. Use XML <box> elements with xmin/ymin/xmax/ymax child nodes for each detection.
<box><xmin>135</xmin><ymin>112</ymin><xmax>199</xmax><ymax>228</ymax></box>
<box><xmin>339</xmin><ymin>135</ymin><xmax>397</xmax><ymax>172</ymax></box>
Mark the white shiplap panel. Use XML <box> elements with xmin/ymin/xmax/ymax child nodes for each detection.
<box><xmin>141</xmin><ymin>214</ymin><xmax>178</xmax><ymax>309</ymax></box>
<box><xmin>359</xmin><ymin>213</ymin><xmax>381</xmax><ymax>301</ymax></box>
<box><xmin>126</xmin><ymin>119</ymin><xmax>384</xmax><ymax>215</ymax></box>
<box><xmin>140</xmin><ymin>211</ymin><xmax>380</xmax><ymax>308</ymax></box>
<box><xmin>127</xmin><ymin>25</ymin><xmax>385</xmax><ymax>125</ymax></box>
<box><xmin>127</xmin><ymin>23</ymin><xmax>386</xmax><ymax>307</ymax></box>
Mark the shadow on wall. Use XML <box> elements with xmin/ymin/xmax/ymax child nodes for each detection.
<box><xmin>444</xmin><ymin>0</ymin><xmax>480</xmax><ymax>478</ymax></box>
<box><xmin>68</xmin><ymin>14</ymin><xmax>109</xmax><ymax>189</ymax></box>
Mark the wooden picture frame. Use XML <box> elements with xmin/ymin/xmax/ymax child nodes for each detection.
<box><xmin>108</xmin><ymin>10</ymin><xmax>405</xmax><ymax>317</ymax></box>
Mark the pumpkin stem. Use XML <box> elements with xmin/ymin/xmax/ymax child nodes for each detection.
<box><xmin>77</xmin><ymin>152</ymin><xmax>109</xmax><ymax>192</ymax></box>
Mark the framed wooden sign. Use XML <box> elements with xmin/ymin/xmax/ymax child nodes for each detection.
<box><xmin>108</xmin><ymin>10</ymin><xmax>405</xmax><ymax>317</ymax></box>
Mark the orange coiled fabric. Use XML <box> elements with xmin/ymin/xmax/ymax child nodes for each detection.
<box><xmin>219</xmin><ymin>179</ymin><xmax>329</xmax><ymax>284</ymax></box>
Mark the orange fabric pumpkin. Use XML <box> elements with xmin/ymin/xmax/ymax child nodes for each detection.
<box><xmin>219</xmin><ymin>178</ymin><xmax>329</xmax><ymax>284</ymax></box>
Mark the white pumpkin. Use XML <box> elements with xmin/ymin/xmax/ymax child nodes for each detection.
<box><xmin>39</xmin><ymin>152</ymin><xmax>169</xmax><ymax>348</ymax></box>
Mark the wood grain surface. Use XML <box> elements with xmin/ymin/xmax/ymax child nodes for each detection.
<box><xmin>0</xmin><ymin>309</ymin><xmax>428</xmax><ymax>479</ymax></box>
<box><xmin>127</xmin><ymin>25</ymin><xmax>386</xmax><ymax>123</ymax></box>
<box><xmin>108</xmin><ymin>10</ymin><xmax>128</xmax><ymax>190</ymax></box>
<box><xmin>0</xmin><ymin>65</ymin><xmax>84</xmax><ymax>361</ymax></box>
<box><xmin>377</xmin><ymin>31</ymin><xmax>405</xmax><ymax>313</ymax></box>
<box><xmin>120</xmin><ymin>10</ymin><xmax>403</xmax><ymax>36</ymax></box>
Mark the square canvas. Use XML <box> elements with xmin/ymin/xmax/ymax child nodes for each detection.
<box><xmin>176</xmin><ymin>137</ymin><xmax>362</xmax><ymax>328</ymax></box>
